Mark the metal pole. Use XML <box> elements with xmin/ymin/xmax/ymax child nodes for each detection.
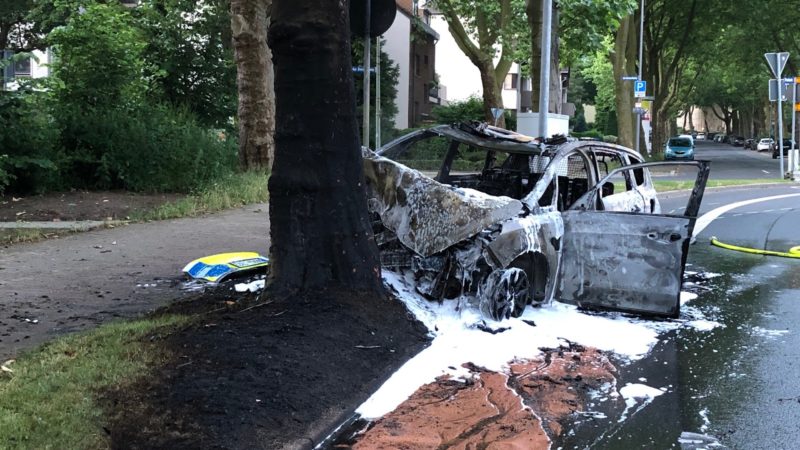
<box><xmin>375</xmin><ymin>36</ymin><xmax>382</xmax><ymax>150</ymax></box>
<box><xmin>362</xmin><ymin>0</ymin><xmax>371</xmax><ymax>149</ymax></box>
<box><xmin>537</xmin><ymin>0</ymin><xmax>552</xmax><ymax>139</ymax></box>
<box><xmin>792</xmin><ymin>78</ymin><xmax>797</xmax><ymax>175</ymax></box>
<box><xmin>779</xmin><ymin>81</ymin><xmax>785</xmax><ymax>178</ymax></box>
<box><xmin>635</xmin><ymin>0</ymin><xmax>645</xmax><ymax>154</ymax></box>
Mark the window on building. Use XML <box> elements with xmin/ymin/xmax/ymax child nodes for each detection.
<box><xmin>14</xmin><ymin>57</ymin><xmax>31</xmax><ymax>76</ymax></box>
<box><xmin>503</xmin><ymin>73</ymin><xmax>518</xmax><ymax>90</ymax></box>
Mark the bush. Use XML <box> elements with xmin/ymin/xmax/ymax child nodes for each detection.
<box><xmin>432</xmin><ymin>96</ymin><xmax>516</xmax><ymax>129</ymax></box>
<box><xmin>603</xmin><ymin>135</ymin><xmax>618</xmax><ymax>144</ymax></box>
<box><xmin>571</xmin><ymin>129</ymin><xmax>603</xmax><ymax>139</ymax></box>
<box><xmin>0</xmin><ymin>89</ymin><xmax>59</xmax><ymax>194</ymax></box>
<box><xmin>58</xmin><ymin>103</ymin><xmax>237</xmax><ymax>192</ymax></box>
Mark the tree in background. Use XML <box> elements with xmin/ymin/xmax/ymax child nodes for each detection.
<box><xmin>137</xmin><ymin>0</ymin><xmax>237</xmax><ymax>129</ymax></box>
<box><xmin>267</xmin><ymin>0</ymin><xmax>382</xmax><ymax>293</ymax></box>
<box><xmin>48</xmin><ymin>2</ymin><xmax>147</xmax><ymax>108</ymax></box>
<box><xmin>429</xmin><ymin>0</ymin><xmax>528</xmax><ymax>127</ymax></box>
<box><xmin>230</xmin><ymin>0</ymin><xmax>275</xmax><ymax>171</ymax></box>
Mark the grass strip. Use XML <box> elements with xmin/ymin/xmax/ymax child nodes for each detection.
<box><xmin>0</xmin><ymin>315</ymin><xmax>188</xmax><ymax>449</ymax></box>
<box><xmin>132</xmin><ymin>171</ymin><xmax>269</xmax><ymax>221</ymax></box>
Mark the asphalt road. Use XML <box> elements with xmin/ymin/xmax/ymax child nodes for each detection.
<box><xmin>564</xmin><ymin>183</ymin><xmax>800</xmax><ymax>449</ymax></box>
<box><xmin>0</xmin><ymin>204</ymin><xmax>270</xmax><ymax>360</ymax></box>
<box><xmin>654</xmin><ymin>139</ymin><xmax>786</xmax><ymax>181</ymax></box>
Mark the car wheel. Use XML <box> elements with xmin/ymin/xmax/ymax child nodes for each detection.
<box><xmin>773</xmin><ymin>153</ymin><xmax>778</xmax><ymax>159</ymax></box>
<box><xmin>478</xmin><ymin>268</ymin><xmax>531</xmax><ymax>320</ymax></box>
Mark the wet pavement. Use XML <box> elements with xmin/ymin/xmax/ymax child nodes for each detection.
<box><xmin>555</xmin><ymin>185</ymin><xmax>800</xmax><ymax>448</ymax></box>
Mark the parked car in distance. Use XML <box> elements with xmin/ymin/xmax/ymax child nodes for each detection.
<box><xmin>757</xmin><ymin>138</ymin><xmax>774</xmax><ymax>152</ymax></box>
<box><xmin>744</xmin><ymin>138</ymin><xmax>755</xmax><ymax>150</ymax></box>
<box><xmin>665</xmin><ymin>136</ymin><xmax>695</xmax><ymax>160</ymax></box>
<box><xmin>732</xmin><ymin>136</ymin><xmax>745</xmax><ymax>146</ymax></box>
<box><xmin>696</xmin><ymin>132</ymin><xmax>706</xmax><ymax>140</ymax></box>
<box><xmin>772</xmin><ymin>139</ymin><xmax>796</xmax><ymax>159</ymax></box>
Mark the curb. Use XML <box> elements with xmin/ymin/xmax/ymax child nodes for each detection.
<box><xmin>0</xmin><ymin>220</ymin><xmax>128</xmax><ymax>232</ymax></box>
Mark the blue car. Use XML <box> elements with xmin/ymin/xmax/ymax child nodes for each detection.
<box><xmin>664</xmin><ymin>137</ymin><xmax>694</xmax><ymax>160</ymax></box>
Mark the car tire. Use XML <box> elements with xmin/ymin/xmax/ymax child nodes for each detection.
<box><xmin>478</xmin><ymin>268</ymin><xmax>531</xmax><ymax>320</ymax></box>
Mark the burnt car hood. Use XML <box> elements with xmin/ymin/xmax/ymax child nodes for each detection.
<box><xmin>363</xmin><ymin>154</ymin><xmax>523</xmax><ymax>257</ymax></box>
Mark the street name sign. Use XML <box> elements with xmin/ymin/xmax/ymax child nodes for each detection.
<box><xmin>634</xmin><ymin>80</ymin><xmax>646</xmax><ymax>98</ymax></box>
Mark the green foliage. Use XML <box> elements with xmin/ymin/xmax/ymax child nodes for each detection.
<box><xmin>571</xmin><ymin>129</ymin><xmax>603</xmax><ymax>139</ymax></box>
<box><xmin>134</xmin><ymin>0</ymin><xmax>237</xmax><ymax>128</ymax></box>
<box><xmin>133</xmin><ymin>171</ymin><xmax>269</xmax><ymax>221</ymax></box>
<box><xmin>0</xmin><ymin>89</ymin><xmax>59</xmax><ymax>194</ymax></box>
<box><xmin>432</xmin><ymin>96</ymin><xmax>485</xmax><ymax>123</ymax></box>
<box><xmin>58</xmin><ymin>103</ymin><xmax>237</xmax><ymax>192</ymax></box>
<box><xmin>47</xmin><ymin>2</ymin><xmax>147</xmax><ymax>108</ymax></box>
<box><xmin>559</xmin><ymin>0</ymin><xmax>637</xmax><ymax>66</ymax></box>
<box><xmin>431</xmin><ymin>96</ymin><xmax>516</xmax><ymax>129</ymax></box>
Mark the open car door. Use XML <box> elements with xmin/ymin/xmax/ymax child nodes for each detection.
<box><xmin>556</xmin><ymin>161</ymin><xmax>710</xmax><ymax>317</ymax></box>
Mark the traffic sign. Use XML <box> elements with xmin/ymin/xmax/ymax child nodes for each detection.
<box><xmin>634</xmin><ymin>80</ymin><xmax>646</xmax><ymax>98</ymax></box>
<box><xmin>796</xmin><ymin>103</ymin><xmax>800</xmax><ymax>112</ymax></box>
<box><xmin>769</xmin><ymin>78</ymin><xmax>791</xmax><ymax>102</ymax></box>
<box><xmin>765</xmin><ymin>52</ymin><xmax>790</xmax><ymax>78</ymax></box>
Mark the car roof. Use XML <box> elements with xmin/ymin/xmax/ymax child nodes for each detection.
<box><xmin>378</xmin><ymin>122</ymin><xmax>645</xmax><ymax>160</ymax></box>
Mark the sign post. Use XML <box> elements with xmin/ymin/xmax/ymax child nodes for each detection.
<box><xmin>765</xmin><ymin>52</ymin><xmax>790</xmax><ymax>178</ymax></box>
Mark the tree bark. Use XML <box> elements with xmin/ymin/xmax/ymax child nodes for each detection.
<box><xmin>231</xmin><ymin>0</ymin><xmax>275</xmax><ymax>171</ymax></box>
<box><xmin>612</xmin><ymin>14</ymin><xmax>637</xmax><ymax>149</ymax></box>
<box><xmin>267</xmin><ymin>0</ymin><xmax>383</xmax><ymax>294</ymax></box>
<box><xmin>479</xmin><ymin>60</ymin><xmax>505</xmax><ymax>127</ymax></box>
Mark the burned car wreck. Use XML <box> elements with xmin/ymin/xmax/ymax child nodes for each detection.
<box><xmin>363</xmin><ymin>122</ymin><xmax>709</xmax><ymax>320</ymax></box>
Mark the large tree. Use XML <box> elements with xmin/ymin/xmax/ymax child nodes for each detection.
<box><xmin>267</xmin><ymin>0</ymin><xmax>382</xmax><ymax>293</ymax></box>
<box><xmin>431</xmin><ymin>0</ymin><xmax>527</xmax><ymax>127</ymax></box>
<box><xmin>231</xmin><ymin>0</ymin><xmax>275</xmax><ymax>170</ymax></box>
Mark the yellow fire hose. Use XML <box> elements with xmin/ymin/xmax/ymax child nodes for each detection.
<box><xmin>710</xmin><ymin>237</ymin><xmax>800</xmax><ymax>259</ymax></box>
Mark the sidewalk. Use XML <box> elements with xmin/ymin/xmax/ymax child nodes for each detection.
<box><xmin>0</xmin><ymin>203</ymin><xmax>270</xmax><ymax>360</ymax></box>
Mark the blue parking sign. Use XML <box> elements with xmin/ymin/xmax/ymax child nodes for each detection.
<box><xmin>634</xmin><ymin>80</ymin><xmax>646</xmax><ymax>98</ymax></box>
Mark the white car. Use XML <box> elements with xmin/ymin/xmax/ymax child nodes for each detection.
<box><xmin>756</xmin><ymin>138</ymin><xmax>774</xmax><ymax>152</ymax></box>
<box><xmin>696</xmin><ymin>132</ymin><xmax>706</xmax><ymax>140</ymax></box>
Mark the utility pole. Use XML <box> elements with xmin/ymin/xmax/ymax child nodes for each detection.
<box><xmin>536</xmin><ymin>0</ymin><xmax>553</xmax><ymax>139</ymax></box>
<box><xmin>635</xmin><ymin>0</ymin><xmax>645</xmax><ymax>154</ymax></box>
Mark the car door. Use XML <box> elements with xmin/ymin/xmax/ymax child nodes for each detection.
<box><xmin>555</xmin><ymin>160</ymin><xmax>710</xmax><ymax>318</ymax></box>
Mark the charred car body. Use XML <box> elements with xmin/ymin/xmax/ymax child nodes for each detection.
<box><xmin>363</xmin><ymin>123</ymin><xmax>709</xmax><ymax>320</ymax></box>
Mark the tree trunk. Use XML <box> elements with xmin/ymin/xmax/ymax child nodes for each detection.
<box><xmin>267</xmin><ymin>0</ymin><xmax>383</xmax><ymax>294</ymax></box>
<box><xmin>231</xmin><ymin>0</ymin><xmax>275</xmax><ymax>171</ymax></box>
<box><xmin>612</xmin><ymin>14</ymin><xmax>637</xmax><ymax>149</ymax></box>
<box><xmin>479</xmin><ymin>61</ymin><xmax>505</xmax><ymax>127</ymax></box>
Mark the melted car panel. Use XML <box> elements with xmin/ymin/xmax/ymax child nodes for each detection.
<box><xmin>365</xmin><ymin>122</ymin><xmax>709</xmax><ymax>320</ymax></box>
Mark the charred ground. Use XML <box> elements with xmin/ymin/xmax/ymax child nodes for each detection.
<box><xmin>102</xmin><ymin>286</ymin><xmax>430</xmax><ymax>449</ymax></box>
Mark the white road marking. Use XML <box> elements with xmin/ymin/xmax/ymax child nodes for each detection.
<box><xmin>693</xmin><ymin>193</ymin><xmax>800</xmax><ymax>237</ymax></box>
<box><xmin>762</xmin><ymin>170</ymin><xmax>770</xmax><ymax>174</ymax></box>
